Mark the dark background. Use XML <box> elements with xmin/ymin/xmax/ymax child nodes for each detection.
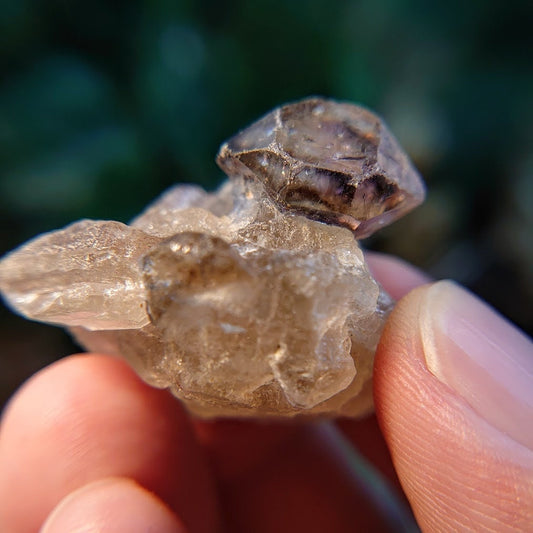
<box><xmin>1</xmin><ymin>0</ymin><xmax>531</xmax><ymax>407</ymax></box>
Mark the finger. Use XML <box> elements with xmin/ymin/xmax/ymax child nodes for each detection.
<box><xmin>375</xmin><ymin>280</ymin><xmax>533</xmax><ymax>531</ymax></box>
<box><xmin>41</xmin><ymin>477</ymin><xmax>186</xmax><ymax>533</ymax></box>
<box><xmin>197</xmin><ymin>420</ymin><xmax>398</xmax><ymax>532</ymax></box>
<box><xmin>365</xmin><ymin>251</ymin><xmax>431</xmax><ymax>300</ymax></box>
<box><xmin>338</xmin><ymin>252</ymin><xmax>430</xmax><ymax>490</ymax></box>
<box><xmin>0</xmin><ymin>354</ymin><xmax>220</xmax><ymax>533</ymax></box>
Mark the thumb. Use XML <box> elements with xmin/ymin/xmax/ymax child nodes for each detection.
<box><xmin>374</xmin><ymin>280</ymin><xmax>533</xmax><ymax>532</ymax></box>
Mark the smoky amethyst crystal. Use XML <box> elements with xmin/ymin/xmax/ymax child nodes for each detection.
<box><xmin>0</xmin><ymin>98</ymin><xmax>425</xmax><ymax>418</ymax></box>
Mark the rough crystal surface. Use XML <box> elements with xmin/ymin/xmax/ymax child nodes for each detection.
<box><xmin>0</xmin><ymin>97</ymin><xmax>425</xmax><ymax>418</ymax></box>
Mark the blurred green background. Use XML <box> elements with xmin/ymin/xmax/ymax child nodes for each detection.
<box><xmin>1</xmin><ymin>0</ymin><xmax>531</xmax><ymax>406</ymax></box>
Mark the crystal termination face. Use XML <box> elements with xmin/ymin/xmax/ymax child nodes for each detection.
<box><xmin>217</xmin><ymin>97</ymin><xmax>425</xmax><ymax>238</ymax></box>
<box><xmin>0</xmin><ymin>98</ymin><xmax>425</xmax><ymax>418</ymax></box>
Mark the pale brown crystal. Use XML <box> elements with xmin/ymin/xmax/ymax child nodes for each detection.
<box><xmin>218</xmin><ymin>97</ymin><xmax>425</xmax><ymax>238</ymax></box>
<box><xmin>0</xmin><ymin>98</ymin><xmax>425</xmax><ymax>418</ymax></box>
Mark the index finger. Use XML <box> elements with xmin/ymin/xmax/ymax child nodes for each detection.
<box><xmin>365</xmin><ymin>251</ymin><xmax>431</xmax><ymax>300</ymax></box>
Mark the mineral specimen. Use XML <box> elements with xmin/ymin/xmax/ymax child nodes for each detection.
<box><xmin>0</xmin><ymin>97</ymin><xmax>425</xmax><ymax>418</ymax></box>
<box><xmin>218</xmin><ymin>97</ymin><xmax>425</xmax><ymax>238</ymax></box>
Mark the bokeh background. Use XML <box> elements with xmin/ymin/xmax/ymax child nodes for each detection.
<box><xmin>1</xmin><ymin>0</ymin><xmax>531</xmax><ymax>408</ymax></box>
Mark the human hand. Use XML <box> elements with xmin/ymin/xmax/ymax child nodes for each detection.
<box><xmin>0</xmin><ymin>254</ymin><xmax>531</xmax><ymax>532</ymax></box>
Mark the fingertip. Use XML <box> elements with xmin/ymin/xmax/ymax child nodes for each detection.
<box><xmin>418</xmin><ymin>280</ymin><xmax>533</xmax><ymax>450</ymax></box>
<box><xmin>374</xmin><ymin>282</ymin><xmax>533</xmax><ymax>531</ymax></box>
<box><xmin>0</xmin><ymin>354</ymin><xmax>219</xmax><ymax>533</ymax></box>
<box><xmin>41</xmin><ymin>477</ymin><xmax>186</xmax><ymax>533</ymax></box>
<box><xmin>364</xmin><ymin>251</ymin><xmax>431</xmax><ymax>300</ymax></box>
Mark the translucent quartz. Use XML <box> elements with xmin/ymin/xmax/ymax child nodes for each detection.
<box><xmin>0</xmin><ymin>98</ymin><xmax>425</xmax><ymax>418</ymax></box>
<box><xmin>218</xmin><ymin>97</ymin><xmax>425</xmax><ymax>238</ymax></box>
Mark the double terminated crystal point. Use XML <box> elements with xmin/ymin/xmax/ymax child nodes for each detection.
<box><xmin>0</xmin><ymin>98</ymin><xmax>425</xmax><ymax>418</ymax></box>
<box><xmin>218</xmin><ymin>97</ymin><xmax>425</xmax><ymax>238</ymax></box>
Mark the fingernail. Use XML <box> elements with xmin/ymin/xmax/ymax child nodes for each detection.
<box><xmin>419</xmin><ymin>280</ymin><xmax>533</xmax><ymax>450</ymax></box>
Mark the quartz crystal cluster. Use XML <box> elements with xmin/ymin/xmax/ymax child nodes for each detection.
<box><xmin>0</xmin><ymin>98</ymin><xmax>425</xmax><ymax>418</ymax></box>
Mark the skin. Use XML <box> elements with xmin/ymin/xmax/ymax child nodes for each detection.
<box><xmin>0</xmin><ymin>253</ymin><xmax>531</xmax><ymax>532</ymax></box>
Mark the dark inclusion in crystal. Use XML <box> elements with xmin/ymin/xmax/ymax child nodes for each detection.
<box><xmin>217</xmin><ymin>97</ymin><xmax>425</xmax><ymax>238</ymax></box>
